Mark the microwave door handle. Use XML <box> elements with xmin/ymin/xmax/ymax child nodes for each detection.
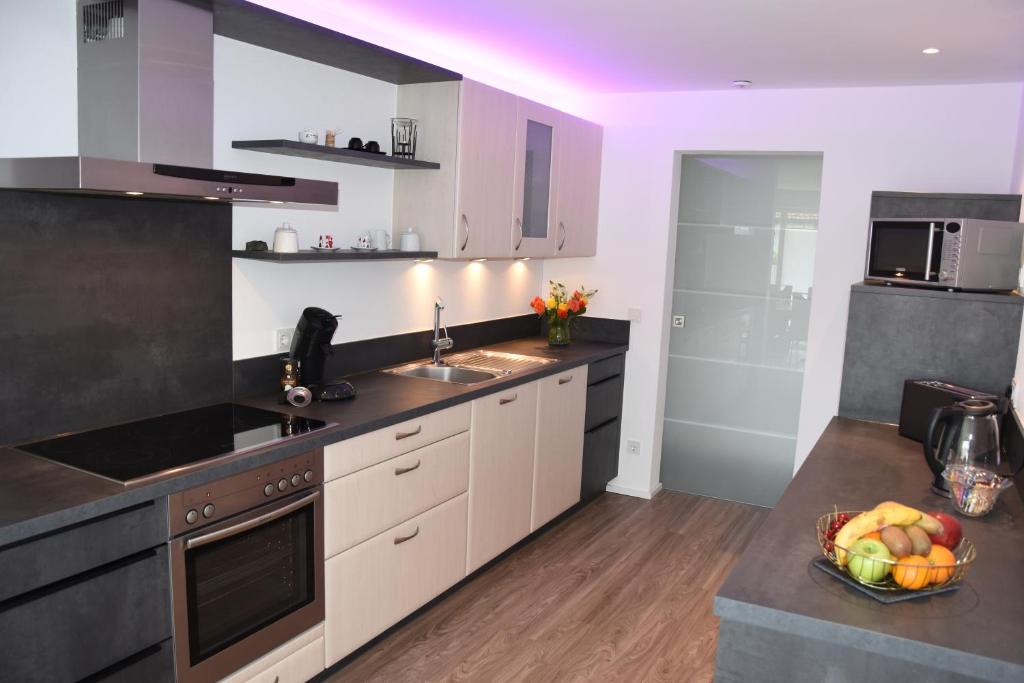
<box><xmin>924</xmin><ymin>222</ymin><xmax>936</xmax><ymax>281</ymax></box>
<box><xmin>185</xmin><ymin>490</ymin><xmax>320</xmax><ymax>550</ymax></box>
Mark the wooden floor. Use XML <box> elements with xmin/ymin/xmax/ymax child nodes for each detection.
<box><xmin>325</xmin><ymin>491</ymin><xmax>768</xmax><ymax>683</ymax></box>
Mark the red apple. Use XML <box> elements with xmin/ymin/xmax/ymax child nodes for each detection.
<box><xmin>927</xmin><ymin>511</ymin><xmax>963</xmax><ymax>549</ymax></box>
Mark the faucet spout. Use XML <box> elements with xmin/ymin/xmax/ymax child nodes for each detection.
<box><xmin>432</xmin><ymin>298</ymin><xmax>453</xmax><ymax>365</ymax></box>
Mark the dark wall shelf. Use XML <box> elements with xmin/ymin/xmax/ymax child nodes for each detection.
<box><xmin>213</xmin><ymin>0</ymin><xmax>461</xmax><ymax>85</ymax></box>
<box><xmin>232</xmin><ymin>249</ymin><xmax>438</xmax><ymax>262</ymax></box>
<box><xmin>232</xmin><ymin>140</ymin><xmax>441</xmax><ymax>170</ymax></box>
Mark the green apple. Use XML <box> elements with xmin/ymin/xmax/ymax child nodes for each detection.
<box><xmin>847</xmin><ymin>538</ymin><xmax>892</xmax><ymax>583</ymax></box>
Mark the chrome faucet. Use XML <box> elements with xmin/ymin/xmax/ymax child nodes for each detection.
<box><xmin>432</xmin><ymin>297</ymin><xmax>453</xmax><ymax>365</ymax></box>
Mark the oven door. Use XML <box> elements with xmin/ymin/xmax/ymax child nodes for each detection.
<box><xmin>866</xmin><ymin>219</ymin><xmax>945</xmax><ymax>284</ymax></box>
<box><xmin>170</xmin><ymin>489</ymin><xmax>324</xmax><ymax>683</ymax></box>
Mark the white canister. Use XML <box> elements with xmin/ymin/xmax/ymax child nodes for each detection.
<box><xmin>272</xmin><ymin>222</ymin><xmax>299</xmax><ymax>253</ymax></box>
<box><xmin>399</xmin><ymin>228</ymin><xmax>421</xmax><ymax>252</ymax></box>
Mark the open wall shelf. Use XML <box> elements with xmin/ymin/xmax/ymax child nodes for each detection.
<box><xmin>232</xmin><ymin>140</ymin><xmax>441</xmax><ymax>170</ymax></box>
<box><xmin>232</xmin><ymin>249</ymin><xmax>438</xmax><ymax>262</ymax></box>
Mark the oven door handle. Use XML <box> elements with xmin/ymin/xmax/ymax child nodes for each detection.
<box><xmin>185</xmin><ymin>490</ymin><xmax>320</xmax><ymax>550</ymax></box>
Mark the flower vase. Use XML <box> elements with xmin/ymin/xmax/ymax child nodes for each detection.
<box><xmin>548</xmin><ymin>318</ymin><xmax>571</xmax><ymax>346</ymax></box>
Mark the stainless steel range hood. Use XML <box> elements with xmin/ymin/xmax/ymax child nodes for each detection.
<box><xmin>0</xmin><ymin>0</ymin><xmax>336</xmax><ymax>207</ymax></box>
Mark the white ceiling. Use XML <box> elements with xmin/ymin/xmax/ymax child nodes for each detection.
<box><xmin>303</xmin><ymin>0</ymin><xmax>1024</xmax><ymax>92</ymax></box>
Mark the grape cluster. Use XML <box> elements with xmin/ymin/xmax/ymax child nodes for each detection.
<box><xmin>823</xmin><ymin>512</ymin><xmax>851</xmax><ymax>553</ymax></box>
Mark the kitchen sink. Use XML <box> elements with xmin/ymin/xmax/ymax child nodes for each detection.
<box><xmin>385</xmin><ymin>350</ymin><xmax>555</xmax><ymax>385</ymax></box>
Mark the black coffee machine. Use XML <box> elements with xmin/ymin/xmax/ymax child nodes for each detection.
<box><xmin>287</xmin><ymin>307</ymin><xmax>355</xmax><ymax>402</ymax></box>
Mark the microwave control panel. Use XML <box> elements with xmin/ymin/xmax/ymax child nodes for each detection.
<box><xmin>938</xmin><ymin>222</ymin><xmax>962</xmax><ymax>286</ymax></box>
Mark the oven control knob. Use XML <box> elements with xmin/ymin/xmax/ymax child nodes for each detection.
<box><xmin>202</xmin><ymin>503</ymin><xmax>215</xmax><ymax>519</ymax></box>
<box><xmin>185</xmin><ymin>509</ymin><xmax>199</xmax><ymax>525</ymax></box>
<box><xmin>303</xmin><ymin>469</ymin><xmax>313</xmax><ymax>482</ymax></box>
<box><xmin>263</xmin><ymin>483</ymin><xmax>275</xmax><ymax>497</ymax></box>
<box><xmin>291</xmin><ymin>474</ymin><xmax>302</xmax><ymax>488</ymax></box>
<box><xmin>277</xmin><ymin>478</ymin><xmax>288</xmax><ymax>492</ymax></box>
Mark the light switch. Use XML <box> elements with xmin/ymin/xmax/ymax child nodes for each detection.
<box><xmin>672</xmin><ymin>315</ymin><xmax>685</xmax><ymax>328</ymax></box>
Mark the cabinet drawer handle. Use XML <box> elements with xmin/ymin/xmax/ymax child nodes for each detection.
<box><xmin>558</xmin><ymin>375</ymin><xmax>573</xmax><ymax>385</ymax></box>
<box><xmin>514</xmin><ymin>217</ymin><xmax>524</xmax><ymax>250</ymax></box>
<box><xmin>460</xmin><ymin>214</ymin><xmax>470</xmax><ymax>251</ymax></box>
<box><xmin>395</xmin><ymin>425</ymin><xmax>422</xmax><ymax>440</ymax></box>
<box><xmin>499</xmin><ymin>393</ymin><xmax>518</xmax><ymax>405</ymax></box>
<box><xmin>394</xmin><ymin>526</ymin><xmax>420</xmax><ymax>545</ymax></box>
<box><xmin>394</xmin><ymin>459</ymin><xmax>422</xmax><ymax>476</ymax></box>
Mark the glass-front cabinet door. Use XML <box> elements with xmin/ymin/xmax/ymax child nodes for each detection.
<box><xmin>511</xmin><ymin>100</ymin><xmax>561</xmax><ymax>257</ymax></box>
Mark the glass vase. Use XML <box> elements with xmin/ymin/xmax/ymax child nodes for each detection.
<box><xmin>548</xmin><ymin>318</ymin><xmax>571</xmax><ymax>346</ymax></box>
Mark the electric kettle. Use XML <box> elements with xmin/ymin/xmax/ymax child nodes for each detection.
<box><xmin>924</xmin><ymin>399</ymin><xmax>1009</xmax><ymax>506</ymax></box>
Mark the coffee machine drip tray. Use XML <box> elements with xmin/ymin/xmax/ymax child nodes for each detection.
<box><xmin>16</xmin><ymin>403</ymin><xmax>329</xmax><ymax>486</ymax></box>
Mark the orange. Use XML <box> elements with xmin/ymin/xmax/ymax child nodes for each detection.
<box><xmin>926</xmin><ymin>546</ymin><xmax>957</xmax><ymax>585</ymax></box>
<box><xmin>862</xmin><ymin>531</ymin><xmax>882</xmax><ymax>541</ymax></box>
<box><xmin>892</xmin><ymin>555</ymin><xmax>931</xmax><ymax>590</ymax></box>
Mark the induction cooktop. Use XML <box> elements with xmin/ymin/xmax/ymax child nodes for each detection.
<box><xmin>17</xmin><ymin>403</ymin><xmax>329</xmax><ymax>486</ymax></box>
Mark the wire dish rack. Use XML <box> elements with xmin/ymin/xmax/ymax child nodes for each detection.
<box><xmin>441</xmin><ymin>350</ymin><xmax>555</xmax><ymax>376</ymax></box>
<box><xmin>815</xmin><ymin>510</ymin><xmax>976</xmax><ymax>592</ymax></box>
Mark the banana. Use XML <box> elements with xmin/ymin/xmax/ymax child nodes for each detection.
<box><xmin>914</xmin><ymin>512</ymin><xmax>943</xmax><ymax>535</ymax></box>
<box><xmin>872</xmin><ymin>501</ymin><xmax>924</xmax><ymax>527</ymax></box>
<box><xmin>834</xmin><ymin>502</ymin><xmax>929</xmax><ymax>565</ymax></box>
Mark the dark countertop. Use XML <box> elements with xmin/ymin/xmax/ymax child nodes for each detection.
<box><xmin>0</xmin><ymin>337</ymin><xmax>626</xmax><ymax>547</ymax></box>
<box><xmin>714</xmin><ymin>417</ymin><xmax>1024</xmax><ymax>680</ymax></box>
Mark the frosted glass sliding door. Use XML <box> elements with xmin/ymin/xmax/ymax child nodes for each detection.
<box><xmin>660</xmin><ymin>154</ymin><xmax>823</xmax><ymax>506</ymax></box>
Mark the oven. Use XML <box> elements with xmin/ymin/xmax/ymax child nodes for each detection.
<box><xmin>168</xmin><ymin>450</ymin><xmax>324</xmax><ymax>683</ymax></box>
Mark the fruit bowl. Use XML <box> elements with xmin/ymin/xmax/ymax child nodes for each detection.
<box><xmin>815</xmin><ymin>510</ymin><xmax>976</xmax><ymax>592</ymax></box>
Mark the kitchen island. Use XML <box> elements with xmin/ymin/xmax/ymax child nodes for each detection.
<box><xmin>713</xmin><ymin>417</ymin><xmax>1024</xmax><ymax>682</ymax></box>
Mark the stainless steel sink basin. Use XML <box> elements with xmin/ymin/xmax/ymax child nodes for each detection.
<box><xmin>394</xmin><ymin>364</ymin><xmax>497</xmax><ymax>385</ymax></box>
<box><xmin>385</xmin><ymin>350</ymin><xmax>555</xmax><ymax>385</ymax></box>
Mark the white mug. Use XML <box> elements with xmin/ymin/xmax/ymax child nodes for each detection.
<box><xmin>399</xmin><ymin>228</ymin><xmax>421</xmax><ymax>252</ymax></box>
<box><xmin>371</xmin><ymin>229</ymin><xmax>391</xmax><ymax>250</ymax></box>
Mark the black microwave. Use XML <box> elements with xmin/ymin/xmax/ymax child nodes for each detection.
<box><xmin>865</xmin><ymin>217</ymin><xmax>1024</xmax><ymax>291</ymax></box>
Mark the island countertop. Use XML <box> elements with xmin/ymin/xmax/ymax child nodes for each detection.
<box><xmin>714</xmin><ymin>417</ymin><xmax>1023</xmax><ymax>682</ymax></box>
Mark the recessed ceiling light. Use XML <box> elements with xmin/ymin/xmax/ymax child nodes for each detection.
<box><xmin>922</xmin><ymin>47</ymin><xmax>940</xmax><ymax>55</ymax></box>
<box><xmin>732</xmin><ymin>80</ymin><xmax>753</xmax><ymax>88</ymax></box>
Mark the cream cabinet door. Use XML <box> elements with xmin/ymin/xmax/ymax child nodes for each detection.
<box><xmin>511</xmin><ymin>99</ymin><xmax>562</xmax><ymax>258</ymax></box>
<box><xmin>554</xmin><ymin>113</ymin><xmax>602</xmax><ymax>257</ymax></box>
<box><xmin>466</xmin><ymin>381</ymin><xmax>539</xmax><ymax>573</ymax></box>
<box><xmin>531</xmin><ymin>366</ymin><xmax>588</xmax><ymax>530</ymax></box>
<box><xmin>454</xmin><ymin>79</ymin><xmax>518</xmax><ymax>259</ymax></box>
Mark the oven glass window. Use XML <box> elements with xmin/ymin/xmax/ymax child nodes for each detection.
<box><xmin>868</xmin><ymin>221</ymin><xmax>938</xmax><ymax>281</ymax></box>
<box><xmin>185</xmin><ymin>504</ymin><xmax>314</xmax><ymax>665</ymax></box>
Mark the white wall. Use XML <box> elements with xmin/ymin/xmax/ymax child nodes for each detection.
<box><xmin>215</xmin><ymin>38</ymin><xmax>542</xmax><ymax>358</ymax></box>
<box><xmin>1011</xmin><ymin>85</ymin><xmax>1024</xmax><ymax>417</ymax></box>
<box><xmin>0</xmin><ymin>1</ymin><xmax>77</xmax><ymax>156</ymax></box>
<box><xmin>546</xmin><ymin>82</ymin><xmax>1024</xmax><ymax>497</ymax></box>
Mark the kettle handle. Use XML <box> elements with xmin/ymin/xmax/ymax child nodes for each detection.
<box><xmin>923</xmin><ymin>404</ymin><xmax>963</xmax><ymax>476</ymax></box>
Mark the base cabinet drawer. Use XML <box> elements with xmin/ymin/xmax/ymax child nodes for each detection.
<box><xmin>218</xmin><ymin>625</ymin><xmax>325</xmax><ymax>683</ymax></box>
<box><xmin>582</xmin><ymin>418</ymin><xmax>621</xmax><ymax>500</ymax></box>
<box><xmin>324</xmin><ymin>403</ymin><xmax>471</xmax><ymax>481</ymax></box>
<box><xmin>325</xmin><ymin>432</ymin><xmax>470</xmax><ymax>557</ymax></box>
<box><xmin>0</xmin><ymin>546</ymin><xmax>171</xmax><ymax>683</ymax></box>
<box><xmin>324</xmin><ymin>493</ymin><xmax>469</xmax><ymax>666</ymax></box>
<box><xmin>584</xmin><ymin>374</ymin><xmax>625</xmax><ymax>432</ymax></box>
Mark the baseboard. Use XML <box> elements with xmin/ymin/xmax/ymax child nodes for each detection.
<box><xmin>606</xmin><ymin>481</ymin><xmax>663</xmax><ymax>499</ymax></box>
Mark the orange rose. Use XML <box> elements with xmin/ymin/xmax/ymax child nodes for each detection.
<box><xmin>557</xmin><ymin>307</ymin><xmax>568</xmax><ymax>319</ymax></box>
<box><xmin>530</xmin><ymin>296</ymin><xmax>545</xmax><ymax>314</ymax></box>
<box><xmin>568</xmin><ymin>298</ymin><xmax>581</xmax><ymax>313</ymax></box>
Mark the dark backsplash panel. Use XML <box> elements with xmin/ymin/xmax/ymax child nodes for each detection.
<box><xmin>0</xmin><ymin>191</ymin><xmax>232</xmax><ymax>444</ymax></box>
<box><xmin>233</xmin><ymin>315</ymin><xmax>631</xmax><ymax>398</ymax></box>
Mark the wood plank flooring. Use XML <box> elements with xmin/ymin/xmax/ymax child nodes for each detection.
<box><xmin>325</xmin><ymin>491</ymin><xmax>767</xmax><ymax>683</ymax></box>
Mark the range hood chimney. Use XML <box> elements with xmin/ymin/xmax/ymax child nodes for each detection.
<box><xmin>0</xmin><ymin>0</ymin><xmax>336</xmax><ymax>207</ymax></box>
<box><xmin>78</xmin><ymin>0</ymin><xmax>214</xmax><ymax>167</ymax></box>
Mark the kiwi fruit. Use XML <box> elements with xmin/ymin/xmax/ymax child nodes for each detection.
<box><xmin>904</xmin><ymin>525</ymin><xmax>932</xmax><ymax>556</ymax></box>
<box><xmin>880</xmin><ymin>526</ymin><xmax>912</xmax><ymax>557</ymax></box>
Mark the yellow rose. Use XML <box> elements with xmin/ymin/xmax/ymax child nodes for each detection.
<box><xmin>546</xmin><ymin>297</ymin><xmax>557</xmax><ymax>309</ymax></box>
<box><xmin>557</xmin><ymin>302</ymin><xmax>569</xmax><ymax>312</ymax></box>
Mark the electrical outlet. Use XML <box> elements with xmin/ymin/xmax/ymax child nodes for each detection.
<box><xmin>275</xmin><ymin>328</ymin><xmax>293</xmax><ymax>353</ymax></box>
<box><xmin>627</xmin><ymin>439</ymin><xmax>640</xmax><ymax>455</ymax></box>
<box><xmin>672</xmin><ymin>315</ymin><xmax>686</xmax><ymax>328</ymax></box>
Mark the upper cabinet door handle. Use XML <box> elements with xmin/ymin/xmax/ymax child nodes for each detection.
<box><xmin>395</xmin><ymin>425</ymin><xmax>422</xmax><ymax>440</ymax></box>
<box><xmin>499</xmin><ymin>393</ymin><xmax>518</xmax><ymax>405</ymax></box>
<box><xmin>394</xmin><ymin>459</ymin><xmax>422</xmax><ymax>476</ymax></box>
<box><xmin>558</xmin><ymin>221</ymin><xmax>566</xmax><ymax>251</ymax></box>
<box><xmin>558</xmin><ymin>375</ymin><xmax>573</xmax><ymax>385</ymax></box>
<box><xmin>460</xmin><ymin>214</ymin><xmax>470</xmax><ymax>251</ymax></box>
<box><xmin>514</xmin><ymin>217</ymin><xmax>524</xmax><ymax>250</ymax></box>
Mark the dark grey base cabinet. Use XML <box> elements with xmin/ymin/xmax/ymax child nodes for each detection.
<box><xmin>582</xmin><ymin>354</ymin><xmax>625</xmax><ymax>500</ymax></box>
<box><xmin>0</xmin><ymin>501</ymin><xmax>172</xmax><ymax>683</ymax></box>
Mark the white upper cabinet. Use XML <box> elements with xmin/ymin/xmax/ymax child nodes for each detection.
<box><xmin>394</xmin><ymin>79</ymin><xmax>601</xmax><ymax>260</ymax></box>
<box><xmin>510</xmin><ymin>99</ymin><xmax>562</xmax><ymax>258</ymax></box>
<box><xmin>553</xmin><ymin>113</ymin><xmax>602</xmax><ymax>257</ymax></box>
